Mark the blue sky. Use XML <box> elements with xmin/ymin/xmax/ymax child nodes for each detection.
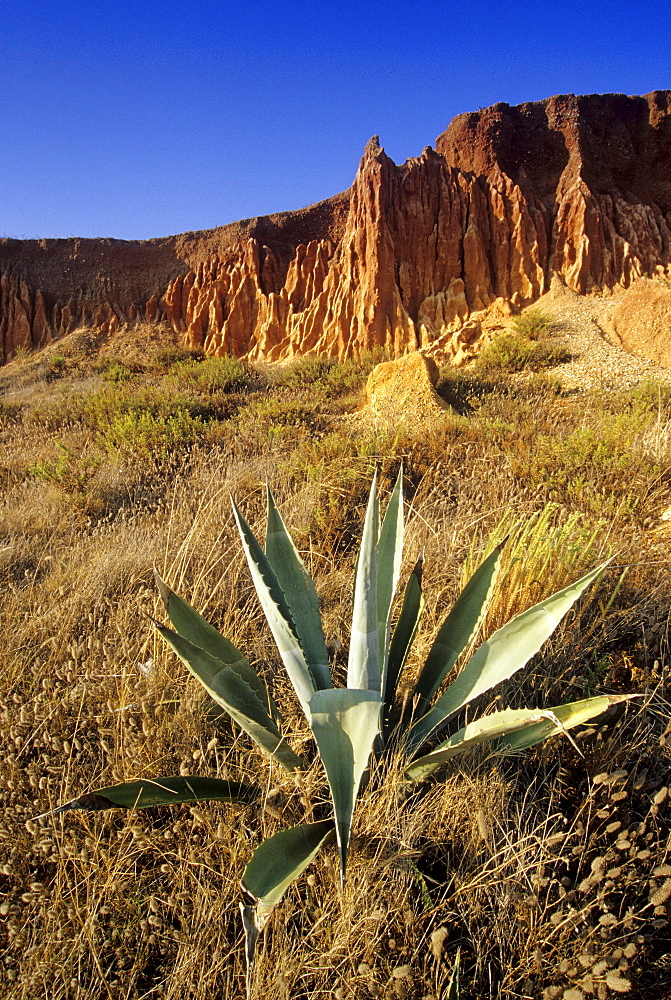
<box><xmin>2</xmin><ymin>0</ymin><xmax>669</xmax><ymax>241</ymax></box>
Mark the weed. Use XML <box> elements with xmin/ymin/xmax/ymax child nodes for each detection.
<box><xmin>510</xmin><ymin>307</ymin><xmax>554</xmax><ymax>340</ymax></box>
<box><xmin>154</xmin><ymin>345</ymin><xmax>206</xmax><ymax>368</ymax></box>
<box><xmin>96</xmin><ymin>357</ymin><xmax>138</xmax><ymax>383</ymax></box>
<box><xmin>474</xmin><ymin>331</ymin><xmax>571</xmax><ymax>373</ymax></box>
<box><xmin>265</xmin><ymin>353</ymin><xmax>380</xmax><ymax>397</ymax></box>
<box><xmin>0</xmin><ymin>399</ymin><xmax>24</xmax><ymax>426</ymax></box>
<box><xmin>100</xmin><ymin>408</ymin><xmax>208</xmax><ymax>464</ymax></box>
<box><xmin>169</xmin><ymin>355</ymin><xmax>247</xmax><ymax>394</ymax></box>
<box><xmin>29</xmin><ymin>443</ymin><xmax>102</xmax><ymax>510</ymax></box>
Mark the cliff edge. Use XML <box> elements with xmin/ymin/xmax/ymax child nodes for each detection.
<box><xmin>2</xmin><ymin>90</ymin><xmax>670</xmax><ymax>365</ymax></box>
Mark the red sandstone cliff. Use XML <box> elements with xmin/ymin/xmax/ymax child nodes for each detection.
<box><xmin>2</xmin><ymin>90</ymin><xmax>670</xmax><ymax>364</ymax></box>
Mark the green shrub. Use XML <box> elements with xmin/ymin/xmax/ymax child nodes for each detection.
<box><xmin>265</xmin><ymin>353</ymin><xmax>381</xmax><ymax>396</ymax></box>
<box><xmin>169</xmin><ymin>355</ymin><xmax>247</xmax><ymax>394</ymax></box>
<box><xmin>99</xmin><ymin>408</ymin><xmax>207</xmax><ymax>463</ymax></box>
<box><xmin>511</xmin><ymin>307</ymin><xmax>554</xmax><ymax>340</ymax></box>
<box><xmin>95</xmin><ymin>357</ymin><xmax>138</xmax><ymax>383</ymax></box>
<box><xmin>29</xmin><ymin>444</ymin><xmax>101</xmax><ymax>508</ymax></box>
<box><xmin>154</xmin><ymin>345</ymin><xmax>205</xmax><ymax>368</ymax></box>
<box><xmin>475</xmin><ymin>331</ymin><xmax>571</xmax><ymax>373</ymax></box>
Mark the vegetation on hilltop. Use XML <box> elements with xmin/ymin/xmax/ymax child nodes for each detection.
<box><xmin>1</xmin><ymin>330</ymin><xmax>670</xmax><ymax>1000</ymax></box>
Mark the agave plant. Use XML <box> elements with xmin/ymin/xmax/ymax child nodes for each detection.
<box><xmin>55</xmin><ymin>470</ymin><xmax>631</xmax><ymax>992</ymax></box>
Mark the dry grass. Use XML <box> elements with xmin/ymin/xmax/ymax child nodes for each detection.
<box><xmin>1</xmin><ymin>335</ymin><xmax>671</xmax><ymax>999</ymax></box>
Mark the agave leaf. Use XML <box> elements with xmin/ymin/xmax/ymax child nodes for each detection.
<box><xmin>348</xmin><ymin>471</ymin><xmax>381</xmax><ymax>691</ymax></box>
<box><xmin>264</xmin><ymin>488</ymin><xmax>331</xmax><ymax>690</ymax></box>
<box><xmin>242</xmin><ymin>819</ymin><xmax>334</xmax><ymax>915</ymax></box>
<box><xmin>406</xmin><ymin>708</ymin><xmax>557</xmax><ymax>780</ymax></box>
<box><xmin>154</xmin><ymin>570</ymin><xmax>280</xmax><ymax>721</ymax></box>
<box><xmin>240</xmin><ymin>820</ymin><xmax>333</xmax><ymax>998</ymax></box>
<box><xmin>376</xmin><ymin>467</ymin><xmax>404</xmax><ymax>692</ymax></box>
<box><xmin>55</xmin><ymin>776</ymin><xmax>258</xmax><ymax>813</ymax></box>
<box><xmin>384</xmin><ymin>553</ymin><xmax>424</xmax><ymax>734</ymax></box>
<box><xmin>495</xmin><ymin>693</ymin><xmax>636</xmax><ymax>753</ymax></box>
<box><xmin>154</xmin><ymin>621</ymin><xmax>303</xmax><ymax>773</ymax></box>
<box><xmin>406</xmin><ymin>694</ymin><xmax>634</xmax><ymax>780</ymax></box>
<box><xmin>412</xmin><ymin>541</ymin><xmax>504</xmax><ymax>710</ymax></box>
<box><xmin>447</xmin><ymin>949</ymin><xmax>461</xmax><ymax>999</ymax></box>
<box><xmin>407</xmin><ymin>562</ymin><xmax>610</xmax><ymax>752</ymax></box>
<box><xmin>232</xmin><ymin>498</ymin><xmax>317</xmax><ymax>716</ymax></box>
<box><xmin>309</xmin><ymin>689</ymin><xmax>382</xmax><ymax>881</ymax></box>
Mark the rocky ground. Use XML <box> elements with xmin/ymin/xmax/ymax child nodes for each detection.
<box><xmin>535</xmin><ymin>280</ymin><xmax>671</xmax><ymax>391</ymax></box>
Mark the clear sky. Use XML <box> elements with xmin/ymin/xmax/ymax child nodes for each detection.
<box><xmin>2</xmin><ymin>0</ymin><xmax>669</xmax><ymax>241</ymax></box>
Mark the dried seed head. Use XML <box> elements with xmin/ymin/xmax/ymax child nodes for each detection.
<box><xmin>650</xmin><ymin>879</ymin><xmax>671</xmax><ymax>907</ymax></box>
<box><xmin>476</xmin><ymin>809</ymin><xmax>490</xmax><ymax>842</ymax></box>
<box><xmin>604</xmin><ymin>972</ymin><xmax>631</xmax><ymax>993</ymax></box>
<box><xmin>429</xmin><ymin>926</ymin><xmax>448</xmax><ymax>961</ymax></box>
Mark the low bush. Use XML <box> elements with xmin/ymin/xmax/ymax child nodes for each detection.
<box><xmin>474</xmin><ymin>331</ymin><xmax>571</xmax><ymax>373</ymax></box>
<box><xmin>510</xmin><ymin>307</ymin><xmax>554</xmax><ymax>340</ymax></box>
<box><xmin>95</xmin><ymin>357</ymin><xmax>139</xmax><ymax>383</ymax></box>
<box><xmin>29</xmin><ymin>443</ymin><xmax>102</xmax><ymax>510</ymax></box>
<box><xmin>265</xmin><ymin>352</ymin><xmax>381</xmax><ymax>396</ymax></box>
<box><xmin>100</xmin><ymin>408</ymin><xmax>208</xmax><ymax>464</ymax></box>
<box><xmin>169</xmin><ymin>355</ymin><xmax>248</xmax><ymax>394</ymax></box>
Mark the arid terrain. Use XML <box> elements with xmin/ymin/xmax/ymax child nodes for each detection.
<box><xmin>2</xmin><ymin>89</ymin><xmax>671</xmax><ymax>1000</ymax></box>
<box><xmin>1</xmin><ymin>289</ymin><xmax>671</xmax><ymax>998</ymax></box>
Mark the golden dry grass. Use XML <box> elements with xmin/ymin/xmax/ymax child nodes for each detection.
<box><xmin>1</xmin><ymin>333</ymin><xmax>671</xmax><ymax>999</ymax></box>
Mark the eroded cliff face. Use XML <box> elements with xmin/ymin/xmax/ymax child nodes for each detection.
<box><xmin>2</xmin><ymin>90</ymin><xmax>670</xmax><ymax>364</ymax></box>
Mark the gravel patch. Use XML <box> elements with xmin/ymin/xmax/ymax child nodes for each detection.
<box><xmin>535</xmin><ymin>285</ymin><xmax>671</xmax><ymax>392</ymax></box>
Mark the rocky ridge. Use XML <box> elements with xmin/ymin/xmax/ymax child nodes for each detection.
<box><xmin>2</xmin><ymin>90</ymin><xmax>670</xmax><ymax>366</ymax></box>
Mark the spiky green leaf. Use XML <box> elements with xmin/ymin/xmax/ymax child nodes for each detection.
<box><xmin>232</xmin><ymin>498</ymin><xmax>317</xmax><ymax>716</ymax></box>
<box><xmin>154</xmin><ymin>621</ymin><xmax>303</xmax><ymax>773</ymax></box>
<box><xmin>242</xmin><ymin>819</ymin><xmax>334</xmax><ymax>912</ymax></box>
<box><xmin>406</xmin><ymin>694</ymin><xmax>633</xmax><ymax>780</ymax></box>
<box><xmin>309</xmin><ymin>689</ymin><xmax>382</xmax><ymax>881</ymax></box>
<box><xmin>407</xmin><ymin>562</ymin><xmax>610</xmax><ymax>751</ymax></box>
<box><xmin>55</xmin><ymin>776</ymin><xmax>258</xmax><ymax>812</ymax></box>
<box><xmin>495</xmin><ymin>693</ymin><xmax>636</xmax><ymax>753</ymax></box>
<box><xmin>413</xmin><ymin>541</ymin><xmax>504</xmax><ymax>709</ymax></box>
<box><xmin>240</xmin><ymin>820</ymin><xmax>334</xmax><ymax>997</ymax></box>
<box><xmin>265</xmin><ymin>488</ymin><xmax>331</xmax><ymax>690</ymax></box>
<box><xmin>347</xmin><ymin>471</ymin><xmax>381</xmax><ymax>691</ymax></box>
<box><xmin>384</xmin><ymin>553</ymin><xmax>424</xmax><ymax>733</ymax></box>
<box><xmin>376</xmin><ymin>467</ymin><xmax>404</xmax><ymax>692</ymax></box>
<box><xmin>154</xmin><ymin>570</ymin><xmax>279</xmax><ymax>719</ymax></box>
<box><xmin>447</xmin><ymin>949</ymin><xmax>461</xmax><ymax>999</ymax></box>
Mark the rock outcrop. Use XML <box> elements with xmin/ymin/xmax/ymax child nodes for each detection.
<box><xmin>2</xmin><ymin>91</ymin><xmax>670</xmax><ymax>365</ymax></box>
<box><xmin>365</xmin><ymin>352</ymin><xmax>447</xmax><ymax>423</ymax></box>
<box><xmin>608</xmin><ymin>278</ymin><xmax>671</xmax><ymax>368</ymax></box>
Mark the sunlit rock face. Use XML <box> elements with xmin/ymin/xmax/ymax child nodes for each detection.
<box><xmin>2</xmin><ymin>91</ymin><xmax>670</xmax><ymax>365</ymax></box>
